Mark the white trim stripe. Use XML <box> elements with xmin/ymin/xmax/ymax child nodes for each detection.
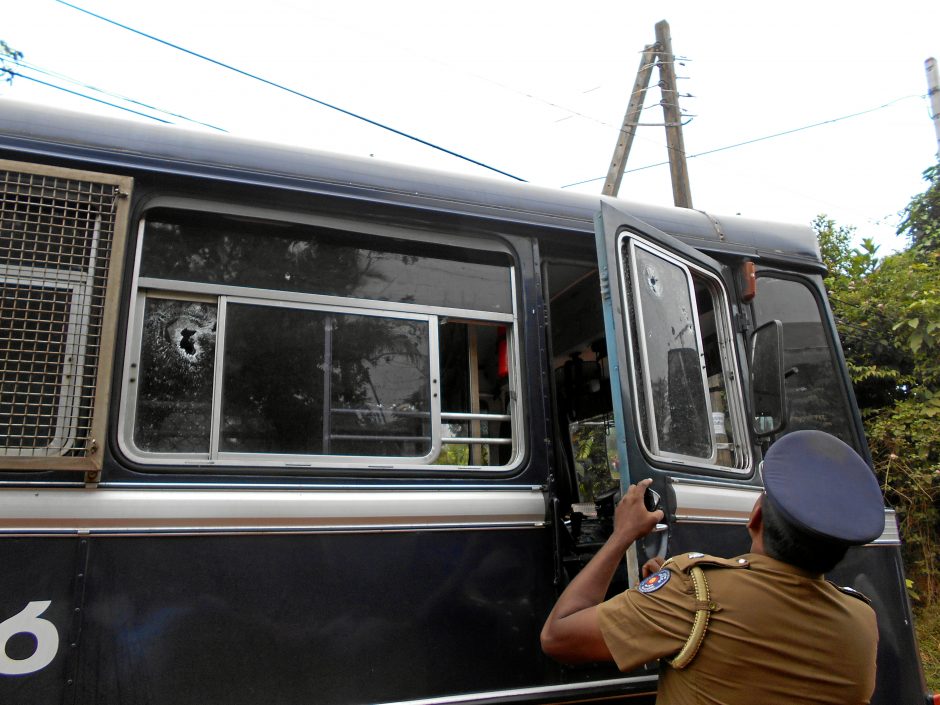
<box><xmin>671</xmin><ymin>480</ymin><xmax>900</xmax><ymax>545</ymax></box>
<box><xmin>0</xmin><ymin>488</ymin><xmax>546</xmax><ymax>534</ymax></box>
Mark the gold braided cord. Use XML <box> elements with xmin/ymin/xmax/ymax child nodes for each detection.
<box><xmin>669</xmin><ymin>566</ymin><xmax>711</xmax><ymax>670</ymax></box>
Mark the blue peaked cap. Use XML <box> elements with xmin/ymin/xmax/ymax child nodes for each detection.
<box><xmin>762</xmin><ymin>430</ymin><xmax>884</xmax><ymax>545</ymax></box>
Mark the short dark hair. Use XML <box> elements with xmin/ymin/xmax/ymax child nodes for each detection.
<box><xmin>761</xmin><ymin>495</ymin><xmax>849</xmax><ymax>574</ymax></box>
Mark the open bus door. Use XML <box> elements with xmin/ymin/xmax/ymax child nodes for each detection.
<box><xmin>592</xmin><ymin>200</ymin><xmax>754</xmax><ymax>579</ymax></box>
<box><xmin>588</xmin><ymin>200</ymin><xmax>930</xmax><ymax>705</ymax></box>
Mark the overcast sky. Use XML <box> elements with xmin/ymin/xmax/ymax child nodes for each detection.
<box><xmin>4</xmin><ymin>1</ymin><xmax>939</xmax><ymax>253</ymax></box>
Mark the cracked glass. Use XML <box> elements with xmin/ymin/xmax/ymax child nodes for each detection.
<box><xmin>135</xmin><ymin>299</ymin><xmax>217</xmax><ymax>453</ymax></box>
<box><xmin>630</xmin><ymin>245</ymin><xmax>712</xmax><ymax>459</ymax></box>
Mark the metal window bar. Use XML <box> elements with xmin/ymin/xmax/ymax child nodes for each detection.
<box><xmin>328</xmin><ymin>408</ymin><xmax>432</xmax><ymax>445</ymax></box>
<box><xmin>0</xmin><ymin>161</ymin><xmax>131</xmax><ymax>470</ymax></box>
<box><xmin>324</xmin><ymin>410</ymin><xmax>511</xmax><ymax>445</ymax></box>
<box><xmin>441</xmin><ymin>411</ymin><xmax>512</xmax><ymax>445</ymax></box>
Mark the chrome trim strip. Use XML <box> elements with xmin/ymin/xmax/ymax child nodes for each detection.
<box><xmin>99</xmin><ymin>482</ymin><xmax>544</xmax><ymax>491</ymax></box>
<box><xmin>137</xmin><ymin>277</ymin><xmax>515</xmax><ymax>324</ymax></box>
<box><xmin>376</xmin><ymin>675</ymin><xmax>658</xmax><ymax>705</ymax></box>
<box><xmin>672</xmin><ymin>480</ymin><xmax>900</xmax><ymax>546</ymax></box>
<box><xmin>672</xmin><ymin>481</ymin><xmax>760</xmax><ymax>524</ymax></box>
<box><xmin>871</xmin><ymin>509</ymin><xmax>900</xmax><ymax>545</ymax></box>
<box><xmin>0</xmin><ymin>480</ymin><xmax>85</xmax><ymax>487</ymax></box>
<box><xmin>0</xmin><ymin>488</ymin><xmax>546</xmax><ymax>535</ymax></box>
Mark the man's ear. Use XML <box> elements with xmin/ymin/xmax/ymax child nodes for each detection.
<box><xmin>747</xmin><ymin>495</ymin><xmax>764</xmax><ymax>545</ymax></box>
<box><xmin>747</xmin><ymin>498</ymin><xmax>763</xmax><ymax>532</ymax></box>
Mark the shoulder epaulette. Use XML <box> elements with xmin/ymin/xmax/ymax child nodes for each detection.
<box><xmin>827</xmin><ymin>581</ymin><xmax>872</xmax><ymax>605</ymax></box>
<box><xmin>663</xmin><ymin>552</ymin><xmax>752</xmax><ymax>575</ymax></box>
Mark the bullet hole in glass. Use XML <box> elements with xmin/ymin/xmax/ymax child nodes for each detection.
<box><xmin>179</xmin><ymin>329</ymin><xmax>197</xmax><ymax>356</ymax></box>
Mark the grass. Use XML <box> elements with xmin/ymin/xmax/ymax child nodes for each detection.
<box><xmin>916</xmin><ymin>601</ymin><xmax>940</xmax><ymax>694</ymax></box>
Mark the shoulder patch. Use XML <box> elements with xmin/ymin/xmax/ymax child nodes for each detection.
<box><xmin>637</xmin><ymin>569</ymin><xmax>671</xmax><ymax>594</ymax></box>
<box><xmin>828</xmin><ymin>582</ymin><xmax>872</xmax><ymax>605</ymax></box>
<box><xmin>665</xmin><ymin>553</ymin><xmax>751</xmax><ymax>575</ymax></box>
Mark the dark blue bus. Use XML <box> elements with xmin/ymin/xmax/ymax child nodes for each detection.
<box><xmin>0</xmin><ymin>100</ymin><xmax>930</xmax><ymax>705</ymax></box>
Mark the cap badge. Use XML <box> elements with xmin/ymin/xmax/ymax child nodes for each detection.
<box><xmin>638</xmin><ymin>569</ymin><xmax>671</xmax><ymax>594</ymax></box>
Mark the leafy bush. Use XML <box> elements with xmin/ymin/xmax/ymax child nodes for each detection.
<box><xmin>816</xmin><ymin>164</ymin><xmax>940</xmax><ymax>607</ymax></box>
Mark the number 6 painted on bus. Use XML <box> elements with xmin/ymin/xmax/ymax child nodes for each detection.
<box><xmin>0</xmin><ymin>602</ymin><xmax>60</xmax><ymax>676</ymax></box>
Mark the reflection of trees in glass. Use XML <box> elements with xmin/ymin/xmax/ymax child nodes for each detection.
<box><xmin>220</xmin><ymin>305</ymin><xmax>430</xmax><ymax>456</ymax></box>
<box><xmin>753</xmin><ymin>278</ymin><xmax>854</xmax><ymax>444</ymax></box>
<box><xmin>143</xmin><ymin>219</ymin><xmax>381</xmax><ymax>297</ymax></box>
<box><xmin>133</xmin><ymin>210</ymin><xmax>513</xmax><ymax>462</ymax></box>
<box><xmin>569</xmin><ymin>416</ymin><xmax>618</xmax><ymax>502</ymax></box>
<box><xmin>141</xmin><ymin>212</ymin><xmax>511</xmax><ymax>312</ymax></box>
<box><xmin>135</xmin><ymin>300</ymin><xmax>216</xmax><ymax>452</ymax></box>
<box><xmin>331</xmin><ymin>316</ymin><xmax>431</xmax><ymax>456</ymax></box>
<box><xmin>221</xmin><ymin>304</ymin><xmax>326</xmax><ymax>454</ymax></box>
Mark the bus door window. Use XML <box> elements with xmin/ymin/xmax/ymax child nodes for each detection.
<box><xmin>619</xmin><ymin>237</ymin><xmax>748</xmax><ymax>472</ymax></box>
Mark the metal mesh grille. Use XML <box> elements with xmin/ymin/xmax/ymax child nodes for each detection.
<box><xmin>0</xmin><ymin>168</ymin><xmax>121</xmax><ymax>458</ymax></box>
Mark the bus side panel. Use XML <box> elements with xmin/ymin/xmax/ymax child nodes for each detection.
<box><xmin>830</xmin><ymin>546</ymin><xmax>927</xmax><ymax>705</ymax></box>
<box><xmin>0</xmin><ymin>538</ymin><xmax>84</xmax><ymax>705</ymax></box>
<box><xmin>71</xmin><ymin>529</ymin><xmax>557</xmax><ymax>705</ymax></box>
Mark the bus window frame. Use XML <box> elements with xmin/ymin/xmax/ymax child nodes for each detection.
<box><xmin>617</xmin><ymin>234</ymin><xmax>750</xmax><ymax>474</ymax></box>
<box><xmin>115</xmin><ymin>202</ymin><xmax>526</xmax><ymax>474</ymax></box>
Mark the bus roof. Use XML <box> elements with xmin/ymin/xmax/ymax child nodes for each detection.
<box><xmin>0</xmin><ymin>100</ymin><xmax>820</xmax><ymax>265</ymax></box>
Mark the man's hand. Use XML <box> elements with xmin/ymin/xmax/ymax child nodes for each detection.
<box><xmin>540</xmin><ymin>478</ymin><xmax>666</xmax><ymax>665</ymax></box>
<box><xmin>612</xmin><ymin>478</ymin><xmax>664</xmax><ymax>546</ymax></box>
<box><xmin>642</xmin><ymin>556</ymin><xmax>665</xmax><ymax>578</ymax></box>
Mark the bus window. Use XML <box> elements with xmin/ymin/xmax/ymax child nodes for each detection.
<box><xmin>751</xmin><ymin>275</ymin><xmax>855</xmax><ymax>447</ymax></box>
<box><xmin>620</xmin><ymin>237</ymin><xmax>747</xmax><ymax>471</ymax></box>
<box><xmin>120</xmin><ymin>208</ymin><xmax>518</xmax><ymax>470</ymax></box>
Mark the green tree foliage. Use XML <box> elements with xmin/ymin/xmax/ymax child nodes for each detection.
<box><xmin>900</xmin><ymin>164</ymin><xmax>940</xmax><ymax>252</ymax></box>
<box><xmin>816</xmin><ymin>168</ymin><xmax>940</xmax><ymax>605</ymax></box>
<box><xmin>0</xmin><ymin>40</ymin><xmax>22</xmax><ymax>85</ymax></box>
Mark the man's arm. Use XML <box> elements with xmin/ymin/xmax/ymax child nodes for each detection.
<box><xmin>540</xmin><ymin>478</ymin><xmax>663</xmax><ymax>664</ymax></box>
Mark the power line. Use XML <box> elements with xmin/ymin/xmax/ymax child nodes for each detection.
<box><xmin>56</xmin><ymin>0</ymin><xmax>527</xmax><ymax>182</ymax></box>
<box><xmin>12</xmin><ymin>59</ymin><xmax>227</xmax><ymax>132</ymax></box>
<box><xmin>10</xmin><ymin>72</ymin><xmax>173</xmax><ymax>124</ymax></box>
<box><xmin>561</xmin><ymin>94</ymin><xmax>924</xmax><ymax>189</ymax></box>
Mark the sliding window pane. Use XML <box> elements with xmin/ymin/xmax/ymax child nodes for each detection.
<box><xmin>330</xmin><ymin>316</ymin><xmax>431</xmax><ymax>456</ymax></box>
<box><xmin>135</xmin><ymin>299</ymin><xmax>216</xmax><ymax>453</ymax></box>
<box><xmin>221</xmin><ymin>304</ymin><xmax>326</xmax><ymax>454</ymax></box>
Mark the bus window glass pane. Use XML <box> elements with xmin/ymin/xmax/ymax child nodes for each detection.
<box><xmin>141</xmin><ymin>212</ymin><xmax>511</xmax><ymax>313</ymax></box>
<box><xmin>220</xmin><ymin>304</ymin><xmax>326</xmax><ymax>454</ymax></box>
<box><xmin>752</xmin><ymin>277</ymin><xmax>855</xmax><ymax>446</ymax></box>
<box><xmin>220</xmin><ymin>303</ymin><xmax>432</xmax><ymax>457</ymax></box>
<box><xmin>631</xmin><ymin>246</ymin><xmax>712</xmax><ymax>459</ymax></box>
<box><xmin>135</xmin><ymin>299</ymin><xmax>216</xmax><ymax>452</ymax></box>
<box><xmin>330</xmin><ymin>316</ymin><xmax>431</xmax><ymax>456</ymax></box>
<box><xmin>435</xmin><ymin>321</ymin><xmax>512</xmax><ymax>466</ymax></box>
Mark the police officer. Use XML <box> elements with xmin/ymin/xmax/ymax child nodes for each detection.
<box><xmin>541</xmin><ymin>430</ymin><xmax>884</xmax><ymax>705</ymax></box>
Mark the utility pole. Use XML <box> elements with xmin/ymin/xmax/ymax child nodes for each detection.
<box><xmin>927</xmin><ymin>57</ymin><xmax>940</xmax><ymax>160</ymax></box>
<box><xmin>602</xmin><ymin>45</ymin><xmax>658</xmax><ymax>196</ymax></box>
<box><xmin>603</xmin><ymin>20</ymin><xmax>693</xmax><ymax>208</ymax></box>
<box><xmin>655</xmin><ymin>20</ymin><xmax>693</xmax><ymax>208</ymax></box>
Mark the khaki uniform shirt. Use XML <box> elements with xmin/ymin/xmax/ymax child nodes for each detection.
<box><xmin>596</xmin><ymin>553</ymin><xmax>878</xmax><ymax>705</ymax></box>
